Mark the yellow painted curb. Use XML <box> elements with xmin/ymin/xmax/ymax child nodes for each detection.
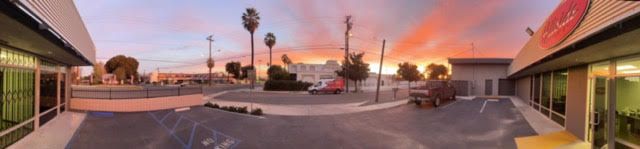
<box><xmin>515</xmin><ymin>131</ymin><xmax>580</xmax><ymax>149</ymax></box>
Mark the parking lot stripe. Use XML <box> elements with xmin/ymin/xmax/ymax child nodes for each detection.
<box><xmin>186</xmin><ymin>123</ymin><xmax>198</xmax><ymax>148</ymax></box>
<box><xmin>440</xmin><ymin>100</ymin><xmax>459</xmax><ymax>109</ymax></box>
<box><xmin>479</xmin><ymin>100</ymin><xmax>488</xmax><ymax>113</ymax></box>
<box><xmin>160</xmin><ymin>112</ymin><xmax>172</xmax><ymax>123</ymax></box>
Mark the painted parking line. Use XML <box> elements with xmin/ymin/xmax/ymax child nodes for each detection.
<box><xmin>148</xmin><ymin>110</ymin><xmax>241</xmax><ymax>149</ymax></box>
<box><xmin>479</xmin><ymin>100</ymin><xmax>488</xmax><ymax>113</ymax></box>
<box><xmin>479</xmin><ymin>99</ymin><xmax>500</xmax><ymax>113</ymax></box>
<box><xmin>440</xmin><ymin>100</ymin><xmax>459</xmax><ymax>109</ymax></box>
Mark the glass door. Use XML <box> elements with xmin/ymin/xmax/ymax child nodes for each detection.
<box><xmin>590</xmin><ymin>76</ymin><xmax>608</xmax><ymax>148</ymax></box>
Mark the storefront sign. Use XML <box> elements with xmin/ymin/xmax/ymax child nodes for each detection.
<box><xmin>539</xmin><ymin>0</ymin><xmax>590</xmax><ymax>49</ymax></box>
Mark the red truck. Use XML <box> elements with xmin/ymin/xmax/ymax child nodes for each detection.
<box><xmin>409</xmin><ymin>81</ymin><xmax>456</xmax><ymax>107</ymax></box>
<box><xmin>308</xmin><ymin>78</ymin><xmax>345</xmax><ymax>95</ymax></box>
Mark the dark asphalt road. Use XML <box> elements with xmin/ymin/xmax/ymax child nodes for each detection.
<box><xmin>214</xmin><ymin>89</ymin><xmax>410</xmax><ymax>105</ymax></box>
<box><xmin>67</xmin><ymin>98</ymin><xmax>536</xmax><ymax>149</ymax></box>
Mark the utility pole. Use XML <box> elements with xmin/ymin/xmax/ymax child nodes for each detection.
<box><xmin>471</xmin><ymin>43</ymin><xmax>475</xmax><ymax>95</ymax></box>
<box><xmin>344</xmin><ymin>15</ymin><xmax>353</xmax><ymax>93</ymax></box>
<box><xmin>375</xmin><ymin>39</ymin><xmax>386</xmax><ymax>103</ymax></box>
<box><xmin>206</xmin><ymin>35</ymin><xmax>215</xmax><ymax>86</ymax></box>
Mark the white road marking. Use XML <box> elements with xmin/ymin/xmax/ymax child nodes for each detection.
<box><xmin>487</xmin><ymin>99</ymin><xmax>499</xmax><ymax>102</ymax></box>
<box><xmin>480</xmin><ymin>100</ymin><xmax>488</xmax><ymax>113</ymax></box>
<box><xmin>440</xmin><ymin>100</ymin><xmax>459</xmax><ymax>109</ymax></box>
<box><xmin>174</xmin><ymin>107</ymin><xmax>191</xmax><ymax>112</ymax></box>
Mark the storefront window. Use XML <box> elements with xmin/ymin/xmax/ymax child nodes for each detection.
<box><xmin>615</xmin><ymin>76</ymin><xmax>640</xmax><ymax>148</ymax></box>
<box><xmin>533</xmin><ymin>74</ymin><xmax>541</xmax><ymax>110</ymax></box>
<box><xmin>0</xmin><ymin>48</ymin><xmax>36</xmax><ymax>148</ymax></box>
<box><xmin>591</xmin><ymin>62</ymin><xmax>610</xmax><ymax>76</ymax></box>
<box><xmin>616</xmin><ymin>56</ymin><xmax>640</xmax><ymax>75</ymax></box>
<box><xmin>39</xmin><ymin>70</ymin><xmax>57</xmax><ymax>126</ymax></box>
<box><xmin>0</xmin><ymin>69</ymin><xmax>35</xmax><ymax>147</ymax></box>
<box><xmin>60</xmin><ymin>71</ymin><xmax>66</xmax><ymax>113</ymax></box>
<box><xmin>552</xmin><ymin>70</ymin><xmax>567</xmax><ymax>126</ymax></box>
<box><xmin>541</xmin><ymin>72</ymin><xmax>552</xmax><ymax>116</ymax></box>
<box><xmin>615</xmin><ymin>56</ymin><xmax>640</xmax><ymax>148</ymax></box>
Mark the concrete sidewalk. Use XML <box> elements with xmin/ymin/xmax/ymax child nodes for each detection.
<box><xmin>9</xmin><ymin>112</ymin><xmax>86</xmax><ymax>149</ymax></box>
<box><xmin>206</xmin><ymin>92</ymin><xmax>409</xmax><ymax>116</ymax></box>
<box><xmin>509</xmin><ymin>97</ymin><xmax>563</xmax><ymax>134</ymax></box>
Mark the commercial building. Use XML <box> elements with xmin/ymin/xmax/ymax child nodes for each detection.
<box><xmin>361</xmin><ymin>72</ymin><xmax>397</xmax><ymax>87</ymax></box>
<box><xmin>450</xmin><ymin>1</ymin><xmax>640</xmax><ymax>148</ymax></box>
<box><xmin>449</xmin><ymin>58</ymin><xmax>513</xmax><ymax>96</ymax></box>
<box><xmin>149</xmin><ymin>72</ymin><xmax>234</xmax><ymax>84</ymax></box>
<box><xmin>0</xmin><ymin>0</ymin><xmax>95</xmax><ymax>147</ymax></box>
<box><xmin>288</xmin><ymin>60</ymin><xmax>341</xmax><ymax>83</ymax></box>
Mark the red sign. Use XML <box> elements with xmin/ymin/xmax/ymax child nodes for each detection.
<box><xmin>539</xmin><ymin>0</ymin><xmax>590</xmax><ymax>49</ymax></box>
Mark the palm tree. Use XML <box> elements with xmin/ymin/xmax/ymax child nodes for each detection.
<box><xmin>281</xmin><ymin>54</ymin><xmax>292</xmax><ymax>71</ymax></box>
<box><xmin>242</xmin><ymin>7</ymin><xmax>260</xmax><ymax>89</ymax></box>
<box><xmin>264</xmin><ymin>32</ymin><xmax>276</xmax><ymax>67</ymax></box>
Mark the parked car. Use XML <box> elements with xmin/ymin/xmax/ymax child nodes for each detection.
<box><xmin>409</xmin><ymin>81</ymin><xmax>456</xmax><ymax>107</ymax></box>
<box><xmin>308</xmin><ymin>78</ymin><xmax>344</xmax><ymax>95</ymax></box>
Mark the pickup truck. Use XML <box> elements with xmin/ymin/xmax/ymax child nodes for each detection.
<box><xmin>409</xmin><ymin>81</ymin><xmax>456</xmax><ymax>107</ymax></box>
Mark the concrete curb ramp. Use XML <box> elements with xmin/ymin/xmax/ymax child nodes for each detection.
<box><xmin>206</xmin><ymin>91</ymin><xmax>409</xmax><ymax>116</ymax></box>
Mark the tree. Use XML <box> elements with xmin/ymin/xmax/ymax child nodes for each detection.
<box><xmin>105</xmin><ymin>55</ymin><xmax>139</xmax><ymax>82</ymax></box>
<box><xmin>397</xmin><ymin>62</ymin><xmax>423</xmax><ymax>89</ymax></box>
<box><xmin>113</xmin><ymin>67</ymin><xmax>127</xmax><ymax>82</ymax></box>
<box><xmin>336</xmin><ymin>52</ymin><xmax>370</xmax><ymax>92</ymax></box>
<box><xmin>225</xmin><ymin>61</ymin><xmax>242</xmax><ymax>79</ymax></box>
<box><xmin>426</xmin><ymin>63</ymin><xmax>449</xmax><ymax>80</ymax></box>
<box><xmin>242</xmin><ymin>7</ymin><xmax>260</xmax><ymax>88</ymax></box>
<box><xmin>91</xmin><ymin>61</ymin><xmax>106</xmax><ymax>84</ymax></box>
<box><xmin>281</xmin><ymin>54</ymin><xmax>292</xmax><ymax>70</ymax></box>
<box><xmin>267</xmin><ymin>65</ymin><xmax>289</xmax><ymax>80</ymax></box>
<box><xmin>264</xmin><ymin>32</ymin><xmax>276</xmax><ymax>66</ymax></box>
<box><xmin>240</xmin><ymin>65</ymin><xmax>254</xmax><ymax>80</ymax></box>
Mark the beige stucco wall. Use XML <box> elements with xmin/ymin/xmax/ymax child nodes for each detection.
<box><xmin>70</xmin><ymin>94</ymin><xmax>204</xmax><ymax>112</ymax></box>
<box><xmin>451</xmin><ymin>64</ymin><xmax>509</xmax><ymax>96</ymax></box>
<box><xmin>515</xmin><ymin>76</ymin><xmax>531</xmax><ymax>101</ymax></box>
<box><xmin>566</xmin><ymin>65</ymin><xmax>589</xmax><ymax>140</ymax></box>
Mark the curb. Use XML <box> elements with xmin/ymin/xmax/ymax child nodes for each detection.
<box><xmin>204</xmin><ymin>102</ymin><xmax>266</xmax><ymax>119</ymax></box>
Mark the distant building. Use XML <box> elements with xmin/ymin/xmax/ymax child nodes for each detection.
<box><xmin>102</xmin><ymin>74</ymin><xmax>118</xmax><ymax>85</ymax></box>
<box><xmin>362</xmin><ymin>72</ymin><xmax>396</xmax><ymax>87</ymax></box>
<box><xmin>150</xmin><ymin>72</ymin><xmax>235</xmax><ymax>84</ymax></box>
<box><xmin>288</xmin><ymin>60</ymin><xmax>341</xmax><ymax>83</ymax></box>
<box><xmin>448</xmin><ymin>58</ymin><xmax>513</xmax><ymax>96</ymax></box>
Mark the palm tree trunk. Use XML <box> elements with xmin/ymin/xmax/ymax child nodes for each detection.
<box><xmin>250</xmin><ymin>33</ymin><xmax>255</xmax><ymax>89</ymax></box>
<box><xmin>269</xmin><ymin>48</ymin><xmax>272</xmax><ymax>67</ymax></box>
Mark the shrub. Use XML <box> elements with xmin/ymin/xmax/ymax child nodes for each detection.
<box><xmin>204</xmin><ymin>102</ymin><xmax>214</xmax><ymax>108</ymax></box>
<box><xmin>239</xmin><ymin>106</ymin><xmax>249</xmax><ymax>114</ymax></box>
<box><xmin>206</xmin><ymin>104</ymin><xmax>261</xmax><ymax>115</ymax></box>
<box><xmin>264</xmin><ymin>80</ymin><xmax>313</xmax><ymax>91</ymax></box>
<box><xmin>250</xmin><ymin>108</ymin><xmax>263</xmax><ymax>115</ymax></box>
<box><xmin>267</xmin><ymin>65</ymin><xmax>289</xmax><ymax>80</ymax></box>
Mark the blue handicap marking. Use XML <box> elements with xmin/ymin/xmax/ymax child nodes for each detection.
<box><xmin>90</xmin><ymin>112</ymin><xmax>114</xmax><ymax>117</ymax></box>
<box><xmin>148</xmin><ymin>110</ymin><xmax>241</xmax><ymax>149</ymax></box>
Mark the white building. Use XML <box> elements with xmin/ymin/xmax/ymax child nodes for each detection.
<box><xmin>362</xmin><ymin>72</ymin><xmax>396</xmax><ymax>87</ymax></box>
<box><xmin>288</xmin><ymin>60</ymin><xmax>341</xmax><ymax>83</ymax></box>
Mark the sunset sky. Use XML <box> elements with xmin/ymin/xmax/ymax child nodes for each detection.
<box><xmin>75</xmin><ymin>0</ymin><xmax>558</xmax><ymax>75</ymax></box>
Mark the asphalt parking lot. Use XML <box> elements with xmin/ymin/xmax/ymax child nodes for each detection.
<box><xmin>67</xmin><ymin>98</ymin><xmax>536</xmax><ymax>149</ymax></box>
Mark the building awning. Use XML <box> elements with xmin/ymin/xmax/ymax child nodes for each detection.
<box><xmin>4</xmin><ymin>0</ymin><xmax>95</xmax><ymax>65</ymax></box>
<box><xmin>508</xmin><ymin>1</ymin><xmax>640</xmax><ymax>77</ymax></box>
<box><xmin>448</xmin><ymin>58</ymin><xmax>512</xmax><ymax>65</ymax></box>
